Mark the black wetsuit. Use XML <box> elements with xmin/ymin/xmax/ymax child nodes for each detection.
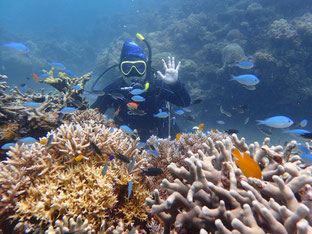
<box><xmin>91</xmin><ymin>75</ymin><xmax>191</xmax><ymax>140</ymax></box>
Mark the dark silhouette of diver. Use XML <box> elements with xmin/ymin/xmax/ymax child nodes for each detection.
<box><xmin>91</xmin><ymin>34</ymin><xmax>190</xmax><ymax>141</ymax></box>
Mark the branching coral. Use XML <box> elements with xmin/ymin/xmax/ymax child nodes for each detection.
<box><xmin>0</xmin><ymin>110</ymin><xmax>151</xmax><ymax>232</ymax></box>
<box><xmin>0</xmin><ymin>72</ymin><xmax>92</xmax><ymax>151</ymax></box>
<box><xmin>146</xmin><ymin>133</ymin><xmax>312</xmax><ymax>233</ymax></box>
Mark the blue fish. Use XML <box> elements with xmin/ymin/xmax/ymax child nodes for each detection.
<box><xmin>38</xmin><ymin>74</ymin><xmax>49</xmax><ymax>79</ymax></box>
<box><xmin>18</xmin><ymin>137</ymin><xmax>37</xmax><ymax>144</ymax></box>
<box><xmin>20</xmin><ymin>83</ymin><xmax>27</xmax><ymax>94</ymax></box>
<box><xmin>230</xmin><ymin>74</ymin><xmax>259</xmax><ymax>86</ymax></box>
<box><xmin>154</xmin><ymin>112</ymin><xmax>169</xmax><ymax>118</ymax></box>
<box><xmin>64</xmin><ymin>69</ymin><xmax>75</xmax><ymax>77</ymax></box>
<box><xmin>109</xmin><ymin>128</ymin><xmax>115</xmax><ymax>133</ymax></box>
<box><xmin>147</xmin><ymin>150</ymin><xmax>159</xmax><ymax>157</ymax></box>
<box><xmin>60</xmin><ymin>107</ymin><xmax>77</xmax><ymax>114</ymax></box>
<box><xmin>256</xmin><ymin>116</ymin><xmax>294</xmax><ymax>128</ymax></box>
<box><xmin>136</xmin><ymin>142</ymin><xmax>146</xmax><ymax>148</ymax></box>
<box><xmin>72</xmin><ymin>85</ymin><xmax>82</xmax><ymax>91</ymax></box>
<box><xmin>131</xmin><ymin>95</ymin><xmax>145</xmax><ymax>102</ymax></box>
<box><xmin>130</xmin><ymin>89</ymin><xmax>146</xmax><ymax>95</ymax></box>
<box><xmin>128</xmin><ymin>157</ymin><xmax>136</xmax><ymax>173</ymax></box>
<box><xmin>1</xmin><ymin>42</ymin><xmax>30</xmax><ymax>55</ymax></box>
<box><xmin>175</xmin><ymin>110</ymin><xmax>185</xmax><ymax>115</ymax></box>
<box><xmin>109</xmin><ymin>155</ymin><xmax>115</xmax><ymax>160</ymax></box>
<box><xmin>49</xmin><ymin>62</ymin><xmax>66</xmax><ymax>70</ymax></box>
<box><xmin>102</xmin><ymin>161</ymin><xmax>109</xmax><ymax>176</ymax></box>
<box><xmin>297</xmin><ymin>145</ymin><xmax>310</xmax><ymax>154</ymax></box>
<box><xmin>23</xmin><ymin>102</ymin><xmax>40</xmax><ymax>108</ymax></box>
<box><xmin>284</xmin><ymin>129</ymin><xmax>311</xmax><ymax>135</ymax></box>
<box><xmin>128</xmin><ymin>181</ymin><xmax>133</xmax><ymax>199</ymax></box>
<box><xmin>300</xmin><ymin>119</ymin><xmax>308</xmax><ymax>128</ymax></box>
<box><xmin>299</xmin><ymin>154</ymin><xmax>312</xmax><ymax>166</ymax></box>
<box><xmin>234</xmin><ymin>61</ymin><xmax>254</xmax><ymax>69</ymax></box>
<box><xmin>1</xmin><ymin>143</ymin><xmax>15</xmax><ymax>150</ymax></box>
<box><xmin>297</xmin><ymin>145</ymin><xmax>312</xmax><ymax>166</ymax></box>
<box><xmin>120</xmin><ymin>125</ymin><xmax>134</xmax><ymax>135</ymax></box>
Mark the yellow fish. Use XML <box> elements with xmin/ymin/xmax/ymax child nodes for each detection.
<box><xmin>176</xmin><ymin>133</ymin><xmax>182</xmax><ymax>141</ymax></box>
<box><xmin>232</xmin><ymin>148</ymin><xmax>262</xmax><ymax>179</ymax></box>
<box><xmin>75</xmin><ymin>155</ymin><xmax>84</xmax><ymax>162</ymax></box>
<box><xmin>39</xmin><ymin>138</ymin><xmax>47</xmax><ymax>145</ymax></box>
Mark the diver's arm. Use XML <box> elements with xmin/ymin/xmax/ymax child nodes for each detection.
<box><xmin>90</xmin><ymin>78</ymin><xmax>124</xmax><ymax>113</ymax></box>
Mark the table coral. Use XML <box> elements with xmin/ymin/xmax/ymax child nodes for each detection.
<box><xmin>146</xmin><ymin>133</ymin><xmax>312</xmax><ymax>233</ymax></box>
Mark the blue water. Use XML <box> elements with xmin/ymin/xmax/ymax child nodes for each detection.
<box><xmin>1</xmin><ymin>0</ymin><xmax>312</xmax><ymax>145</ymax></box>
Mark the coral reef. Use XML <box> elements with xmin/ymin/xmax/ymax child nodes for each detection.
<box><xmin>268</xmin><ymin>19</ymin><xmax>299</xmax><ymax>43</ymax></box>
<box><xmin>146</xmin><ymin>132</ymin><xmax>312</xmax><ymax>233</ymax></box>
<box><xmin>0</xmin><ymin>72</ymin><xmax>91</xmax><ymax>153</ymax></box>
<box><xmin>41</xmin><ymin>68</ymin><xmax>92</xmax><ymax>93</ymax></box>
<box><xmin>0</xmin><ymin>110</ymin><xmax>151</xmax><ymax>232</ymax></box>
<box><xmin>221</xmin><ymin>43</ymin><xmax>246</xmax><ymax>66</ymax></box>
<box><xmin>294</xmin><ymin>13</ymin><xmax>312</xmax><ymax>38</ymax></box>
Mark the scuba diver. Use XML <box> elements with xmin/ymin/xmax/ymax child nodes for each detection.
<box><xmin>91</xmin><ymin>34</ymin><xmax>190</xmax><ymax>141</ymax></box>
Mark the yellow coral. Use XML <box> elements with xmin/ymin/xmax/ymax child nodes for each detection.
<box><xmin>2</xmin><ymin>113</ymin><xmax>149</xmax><ymax>232</ymax></box>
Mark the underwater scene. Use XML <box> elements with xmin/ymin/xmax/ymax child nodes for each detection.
<box><xmin>1</xmin><ymin>0</ymin><xmax>312</xmax><ymax>233</ymax></box>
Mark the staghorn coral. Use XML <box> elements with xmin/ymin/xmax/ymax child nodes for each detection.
<box><xmin>0</xmin><ymin>72</ymin><xmax>92</xmax><ymax>152</ymax></box>
<box><xmin>41</xmin><ymin>68</ymin><xmax>92</xmax><ymax>93</ymax></box>
<box><xmin>0</xmin><ymin>123</ymin><xmax>19</xmax><ymax>142</ymax></box>
<box><xmin>0</xmin><ymin>110</ymin><xmax>151</xmax><ymax>232</ymax></box>
<box><xmin>146</xmin><ymin>133</ymin><xmax>312</xmax><ymax>233</ymax></box>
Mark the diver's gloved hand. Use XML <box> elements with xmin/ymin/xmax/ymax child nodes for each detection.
<box><xmin>157</xmin><ymin>56</ymin><xmax>181</xmax><ymax>84</ymax></box>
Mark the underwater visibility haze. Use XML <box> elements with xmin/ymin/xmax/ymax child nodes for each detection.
<box><xmin>1</xmin><ymin>0</ymin><xmax>312</xmax><ymax>233</ymax></box>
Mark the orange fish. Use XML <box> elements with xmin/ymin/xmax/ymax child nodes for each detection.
<box><xmin>39</xmin><ymin>138</ymin><xmax>47</xmax><ymax>145</ymax></box>
<box><xmin>32</xmin><ymin>73</ymin><xmax>40</xmax><ymax>82</ymax></box>
<box><xmin>75</xmin><ymin>155</ymin><xmax>84</xmax><ymax>162</ymax></box>
<box><xmin>127</xmin><ymin>102</ymin><xmax>138</xmax><ymax>110</ymax></box>
<box><xmin>114</xmin><ymin>106</ymin><xmax>121</xmax><ymax>116</ymax></box>
<box><xmin>232</xmin><ymin>148</ymin><xmax>262</xmax><ymax>179</ymax></box>
<box><xmin>211</xmin><ymin>129</ymin><xmax>219</xmax><ymax>133</ymax></box>
<box><xmin>176</xmin><ymin>133</ymin><xmax>182</xmax><ymax>141</ymax></box>
<box><xmin>198</xmin><ymin>123</ymin><xmax>204</xmax><ymax>129</ymax></box>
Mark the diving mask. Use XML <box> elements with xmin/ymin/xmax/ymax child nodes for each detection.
<box><xmin>120</xmin><ymin>60</ymin><xmax>146</xmax><ymax>77</ymax></box>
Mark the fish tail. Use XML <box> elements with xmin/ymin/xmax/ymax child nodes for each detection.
<box><xmin>256</xmin><ymin>120</ymin><xmax>264</xmax><ymax>125</ymax></box>
<box><xmin>229</xmin><ymin>74</ymin><xmax>236</xmax><ymax>81</ymax></box>
<box><xmin>232</xmin><ymin>148</ymin><xmax>243</xmax><ymax>160</ymax></box>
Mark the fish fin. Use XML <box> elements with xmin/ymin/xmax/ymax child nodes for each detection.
<box><xmin>229</xmin><ymin>74</ymin><xmax>236</xmax><ymax>81</ymax></box>
<box><xmin>256</xmin><ymin>120</ymin><xmax>264</xmax><ymax>125</ymax></box>
<box><xmin>232</xmin><ymin>148</ymin><xmax>243</xmax><ymax>160</ymax></box>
